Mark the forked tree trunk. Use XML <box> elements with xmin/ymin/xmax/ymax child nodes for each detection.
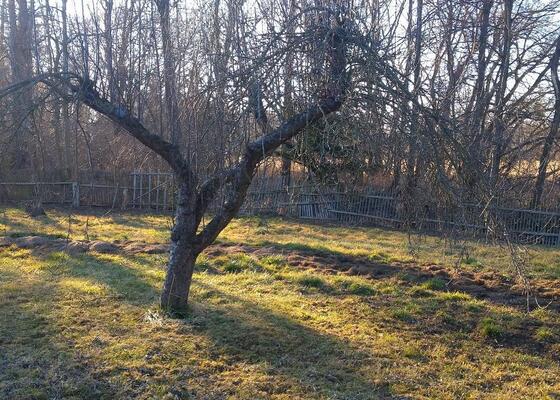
<box><xmin>20</xmin><ymin>11</ymin><xmax>349</xmax><ymax>314</ymax></box>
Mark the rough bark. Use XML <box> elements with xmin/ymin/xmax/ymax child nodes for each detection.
<box><xmin>160</xmin><ymin>182</ymin><xmax>199</xmax><ymax>311</ymax></box>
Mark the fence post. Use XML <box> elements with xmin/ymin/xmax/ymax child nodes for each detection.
<box><xmin>132</xmin><ymin>172</ymin><xmax>137</xmax><ymax>208</ymax></box>
<box><xmin>72</xmin><ymin>182</ymin><xmax>80</xmax><ymax>208</ymax></box>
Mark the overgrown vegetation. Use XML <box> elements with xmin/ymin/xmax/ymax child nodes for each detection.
<box><xmin>0</xmin><ymin>207</ymin><xmax>559</xmax><ymax>398</ymax></box>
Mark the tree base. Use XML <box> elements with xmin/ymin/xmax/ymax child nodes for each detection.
<box><xmin>160</xmin><ymin>302</ymin><xmax>192</xmax><ymax>319</ymax></box>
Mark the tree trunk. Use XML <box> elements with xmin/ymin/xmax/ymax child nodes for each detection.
<box><xmin>7</xmin><ymin>0</ymin><xmax>33</xmax><ymax>169</ymax></box>
<box><xmin>280</xmin><ymin>0</ymin><xmax>296</xmax><ymax>188</ymax></box>
<box><xmin>160</xmin><ymin>181</ymin><xmax>198</xmax><ymax>312</ymax></box>
<box><xmin>160</xmin><ymin>243</ymin><xmax>197</xmax><ymax>312</ymax></box>
<box><xmin>490</xmin><ymin>0</ymin><xmax>513</xmax><ymax>185</ymax></box>
<box><xmin>61</xmin><ymin>0</ymin><xmax>72</xmax><ymax>179</ymax></box>
<box><xmin>280</xmin><ymin>152</ymin><xmax>292</xmax><ymax>186</ymax></box>
<box><xmin>466</xmin><ymin>0</ymin><xmax>492</xmax><ymax>189</ymax></box>
<box><xmin>532</xmin><ymin>35</ymin><xmax>560</xmax><ymax>209</ymax></box>
<box><xmin>104</xmin><ymin>0</ymin><xmax>115</xmax><ymax>102</ymax></box>
<box><xmin>157</xmin><ymin>0</ymin><xmax>181</xmax><ymax>146</ymax></box>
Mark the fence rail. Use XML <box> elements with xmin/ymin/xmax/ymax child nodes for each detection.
<box><xmin>240</xmin><ymin>188</ymin><xmax>560</xmax><ymax>246</ymax></box>
<box><xmin>0</xmin><ymin>171</ymin><xmax>176</xmax><ymax>210</ymax></box>
<box><xmin>2</xmin><ymin>177</ymin><xmax>560</xmax><ymax>246</ymax></box>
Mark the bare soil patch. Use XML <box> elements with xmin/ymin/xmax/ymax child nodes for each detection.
<box><xmin>205</xmin><ymin>242</ymin><xmax>560</xmax><ymax>311</ymax></box>
<box><xmin>0</xmin><ymin>235</ymin><xmax>169</xmax><ymax>256</ymax></box>
<box><xmin>1</xmin><ymin>235</ymin><xmax>558</xmax><ymax>310</ymax></box>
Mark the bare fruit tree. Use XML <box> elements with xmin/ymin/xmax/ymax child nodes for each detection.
<box><xmin>1</xmin><ymin>3</ymin><xmax>351</xmax><ymax>311</ymax></box>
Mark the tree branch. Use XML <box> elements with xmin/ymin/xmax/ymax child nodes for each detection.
<box><xmin>44</xmin><ymin>74</ymin><xmax>194</xmax><ymax>183</ymax></box>
<box><xmin>195</xmin><ymin>23</ymin><xmax>349</xmax><ymax>251</ymax></box>
<box><xmin>1</xmin><ymin>72</ymin><xmax>193</xmax><ymax>182</ymax></box>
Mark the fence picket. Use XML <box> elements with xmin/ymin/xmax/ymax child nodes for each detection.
<box><xmin>2</xmin><ymin>177</ymin><xmax>560</xmax><ymax>246</ymax></box>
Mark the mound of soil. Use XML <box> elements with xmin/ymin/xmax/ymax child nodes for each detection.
<box><xmin>1</xmin><ymin>234</ymin><xmax>558</xmax><ymax>310</ymax></box>
<box><xmin>89</xmin><ymin>241</ymin><xmax>119</xmax><ymax>253</ymax></box>
<box><xmin>204</xmin><ymin>242</ymin><xmax>560</xmax><ymax>311</ymax></box>
<box><xmin>0</xmin><ymin>235</ymin><xmax>169</xmax><ymax>256</ymax></box>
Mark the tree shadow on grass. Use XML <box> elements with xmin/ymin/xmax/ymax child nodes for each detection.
<box><xmin>189</xmin><ymin>279</ymin><xmax>560</xmax><ymax>400</ymax></box>
<box><xmin>187</xmin><ymin>280</ymin><xmax>397</xmax><ymax>399</ymax></box>
<box><xmin>201</xmin><ymin>241</ymin><xmax>560</xmax><ymax>359</ymax></box>
<box><xmin>9</xmin><ymin>250</ymin><xmax>163</xmax><ymax>305</ymax></box>
<box><xmin>0</xmin><ymin>279</ymin><xmax>117</xmax><ymax>399</ymax></box>
<box><xmin>1</xmin><ymin>249</ymin><xmax>176</xmax><ymax>398</ymax></box>
<box><xmin>107</xmin><ymin>213</ymin><xmax>170</xmax><ymax>228</ymax></box>
<box><xmin>3</xmin><ymin>245</ymin><xmax>558</xmax><ymax>398</ymax></box>
<box><xmin>57</xmin><ymin>252</ymin><xmax>400</xmax><ymax>396</ymax></box>
<box><xmin>46</xmin><ymin>250</ymin><xmax>398</xmax><ymax>397</ymax></box>
<box><xmin>63</xmin><ymin>253</ymin><xmax>162</xmax><ymax>305</ymax></box>
<box><xmin>223</xmin><ymin>239</ymin><xmax>560</xmax><ymax>312</ymax></box>
<box><xmin>1</xmin><ymin>251</ymin><xmax>401</xmax><ymax>398</ymax></box>
<box><xmin>1</xmin><ymin>211</ymin><xmax>67</xmax><ymax>238</ymax></box>
<box><xmin>70</xmin><ymin>247</ymin><xmax>558</xmax><ymax>362</ymax></box>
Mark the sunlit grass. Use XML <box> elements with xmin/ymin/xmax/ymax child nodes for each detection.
<box><xmin>0</xmin><ymin>207</ymin><xmax>559</xmax><ymax>398</ymax></box>
<box><xmin>1</xmin><ymin>206</ymin><xmax>559</xmax><ymax>279</ymax></box>
<box><xmin>0</xmin><ymin>206</ymin><xmax>172</xmax><ymax>243</ymax></box>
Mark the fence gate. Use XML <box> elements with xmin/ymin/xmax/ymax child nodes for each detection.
<box><xmin>131</xmin><ymin>172</ymin><xmax>175</xmax><ymax>210</ymax></box>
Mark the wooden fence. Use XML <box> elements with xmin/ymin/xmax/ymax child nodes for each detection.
<box><xmin>2</xmin><ymin>175</ymin><xmax>560</xmax><ymax>246</ymax></box>
<box><xmin>130</xmin><ymin>172</ymin><xmax>175</xmax><ymax>210</ymax></box>
<box><xmin>240</xmin><ymin>187</ymin><xmax>560</xmax><ymax>246</ymax></box>
<box><xmin>0</xmin><ymin>172</ymin><xmax>175</xmax><ymax>210</ymax></box>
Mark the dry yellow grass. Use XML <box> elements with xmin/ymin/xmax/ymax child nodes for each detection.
<box><xmin>0</xmin><ymin>207</ymin><xmax>559</xmax><ymax>399</ymax></box>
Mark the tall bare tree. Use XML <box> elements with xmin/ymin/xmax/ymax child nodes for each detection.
<box><xmin>7</xmin><ymin>0</ymin><xmax>33</xmax><ymax>169</ymax></box>
<box><xmin>532</xmin><ymin>35</ymin><xmax>560</xmax><ymax>209</ymax></box>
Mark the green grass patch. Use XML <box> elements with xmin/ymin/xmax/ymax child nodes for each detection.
<box><xmin>440</xmin><ymin>291</ymin><xmax>471</xmax><ymax>302</ymax></box>
<box><xmin>214</xmin><ymin>254</ymin><xmax>263</xmax><ymax>273</ymax></box>
<box><xmin>534</xmin><ymin>326</ymin><xmax>556</xmax><ymax>343</ymax></box>
<box><xmin>420</xmin><ymin>277</ymin><xmax>447</xmax><ymax>291</ymax></box>
<box><xmin>478</xmin><ymin>317</ymin><xmax>504</xmax><ymax>339</ymax></box>
<box><xmin>391</xmin><ymin>303</ymin><xmax>420</xmax><ymax>322</ymax></box>
<box><xmin>295</xmin><ymin>274</ymin><xmax>326</xmax><ymax>289</ymax></box>
<box><xmin>346</xmin><ymin>282</ymin><xmax>376</xmax><ymax>296</ymax></box>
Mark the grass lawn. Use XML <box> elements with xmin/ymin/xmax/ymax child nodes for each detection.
<box><xmin>0</xmin><ymin>207</ymin><xmax>559</xmax><ymax>399</ymax></box>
